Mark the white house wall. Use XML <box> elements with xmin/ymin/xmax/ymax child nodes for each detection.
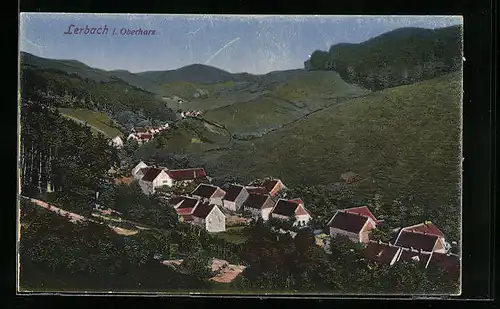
<box><xmin>205</xmin><ymin>207</ymin><xmax>225</xmax><ymax>233</ymax></box>
<box><xmin>330</xmin><ymin>227</ymin><xmax>360</xmax><ymax>242</ymax></box>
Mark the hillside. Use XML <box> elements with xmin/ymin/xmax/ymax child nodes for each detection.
<box><xmin>305</xmin><ymin>25</ymin><xmax>463</xmax><ymax>91</ymax></box>
<box><xmin>203</xmin><ymin>71</ymin><xmax>370</xmax><ymax>136</ymax></box>
<box><xmin>20</xmin><ymin>51</ymin><xmax>115</xmax><ymax>82</ymax></box>
<box><xmin>198</xmin><ymin>72</ymin><xmax>462</xmax><ymax>235</ymax></box>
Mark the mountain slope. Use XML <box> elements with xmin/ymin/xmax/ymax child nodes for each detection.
<box><xmin>137</xmin><ymin>64</ymin><xmax>239</xmax><ymax>85</ymax></box>
<box><xmin>21</xmin><ymin>51</ymin><xmax>117</xmax><ymax>83</ymax></box>
<box><xmin>200</xmin><ymin>72</ymin><xmax>462</xmax><ymax>224</ymax></box>
<box><xmin>305</xmin><ymin>25</ymin><xmax>463</xmax><ymax>90</ymax></box>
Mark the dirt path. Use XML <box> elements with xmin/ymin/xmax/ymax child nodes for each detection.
<box><xmin>20</xmin><ymin>196</ymin><xmax>138</xmax><ymax>236</ymax></box>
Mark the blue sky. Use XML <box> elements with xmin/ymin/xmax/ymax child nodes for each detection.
<box><xmin>19</xmin><ymin>14</ymin><xmax>462</xmax><ymax>75</ymax></box>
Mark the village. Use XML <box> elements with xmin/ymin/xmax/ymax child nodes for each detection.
<box><xmin>108</xmin><ymin>109</ymin><xmax>204</xmax><ymax>148</ymax></box>
<box><xmin>106</xmin><ymin>161</ymin><xmax>461</xmax><ymax>282</ymax></box>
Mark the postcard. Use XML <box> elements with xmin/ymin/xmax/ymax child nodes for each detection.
<box><xmin>17</xmin><ymin>13</ymin><xmax>463</xmax><ymax>296</ymax></box>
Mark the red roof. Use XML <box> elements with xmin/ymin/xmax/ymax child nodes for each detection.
<box><xmin>138</xmin><ymin>133</ymin><xmax>153</xmax><ymax>140</ymax></box>
<box><xmin>180</xmin><ymin>214</ymin><xmax>194</xmax><ymax>221</ymax></box>
<box><xmin>343</xmin><ymin>206</ymin><xmax>381</xmax><ymax>224</ymax></box>
<box><xmin>402</xmin><ymin>222</ymin><xmax>445</xmax><ymax>238</ymax></box>
<box><xmin>166</xmin><ymin>168</ymin><xmax>207</xmax><ymax>181</ymax></box>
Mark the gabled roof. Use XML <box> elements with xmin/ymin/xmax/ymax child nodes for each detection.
<box><xmin>244</xmin><ymin>194</ymin><xmax>272</xmax><ymax>210</ymax></box>
<box><xmin>245</xmin><ymin>186</ymin><xmax>268</xmax><ymax>195</ymax></box>
<box><xmin>192</xmin><ymin>202</ymin><xmax>215</xmax><ymax>219</ymax></box>
<box><xmin>397</xmin><ymin>249</ymin><xmax>432</xmax><ymax>265</ymax></box>
<box><xmin>327</xmin><ymin>211</ymin><xmax>369</xmax><ymax>234</ymax></box>
<box><xmin>166</xmin><ymin>168</ymin><xmax>207</xmax><ymax>181</ymax></box>
<box><xmin>272</xmin><ymin>199</ymin><xmax>300</xmax><ymax>217</ymax></box>
<box><xmin>289</xmin><ymin>198</ymin><xmax>304</xmax><ymax>205</ymax></box>
<box><xmin>192</xmin><ymin>184</ymin><xmax>219</xmax><ymax>198</ymax></box>
<box><xmin>361</xmin><ymin>241</ymin><xmax>401</xmax><ymax>264</ymax></box>
<box><xmin>394</xmin><ymin>230</ymin><xmax>438</xmax><ymax>252</ymax></box>
<box><xmin>176</xmin><ymin>197</ymin><xmax>199</xmax><ymax>210</ymax></box>
<box><xmin>223</xmin><ymin>184</ymin><xmax>245</xmax><ymax>202</ymax></box>
<box><xmin>343</xmin><ymin>206</ymin><xmax>382</xmax><ymax>224</ymax></box>
<box><xmin>402</xmin><ymin>221</ymin><xmax>445</xmax><ymax>238</ymax></box>
<box><xmin>141</xmin><ymin>168</ymin><xmax>164</xmax><ymax>182</ymax></box>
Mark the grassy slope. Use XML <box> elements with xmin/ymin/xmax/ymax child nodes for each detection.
<box><xmin>58</xmin><ymin>108</ymin><xmax>124</xmax><ymax>138</ymax></box>
<box><xmin>203</xmin><ymin>71</ymin><xmax>369</xmax><ymax>134</ymax></box>
<box><xmin>203</xmin><ymin>72</ymin><xmax>462</xmax><ymax>208</ymax></box>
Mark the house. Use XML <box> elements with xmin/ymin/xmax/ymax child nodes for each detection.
<box><xmin>165</xmin><ymin>168</ymin><xmax>208</xmax><ymax>186</ymax></box>
<box><xmin>396</xmin><ymin>247</ymin><xmax>433</xmax><ymax>268</ymax></box>
<box><xmin>191</xmin><ymin>184</ymin><xmax>226</xmax><ymax>206</ymax></box>
<box><xmin>399</xmin><ymin>221</ymin><xmax>449</xmax><ymax>252</ymax></box>
<box><xmin>270</xmin><ymin>198</ymin><xmax>312</xmax><ymax>227</ymax></box>
<box><xmin>138</xmin><ymin>167</ymin><xmax>171</xmax><ymax>195</ymax></box>
<box><xmin>327</xmin><ymin>208</ymin><xmax>378</xmax><ymax>244</ymax></box>
<box><xmin>248</xmin><ymin>178</ymin><xmax>286</xmax><ymax>196</ymax></box>
<box><xmin>394</xmin><ymin>229</ymin><xmax>447</xmax><ymax>253</ymax></box>
<box><xmin>131</xmin><ymin>161</ymin><xmax>148</xmax><ymax>177</ymax></box>
<box><xmin>190</xmin><ymin>202</ymin><xmax>226</xmax><ymax>233</ymax></box>
<box><xmin>222</xmin><ymin>184</ymin><xmax>249</xmax><ymax>212</ymax></box>
<box><xmin>109</xmin><ymin>136</ymin><xmax>123</xmax><ymax>148</ymax></box>
<box><xmin>242</xmin><ymin>193</ymin><xmax>276</xmax><ymax>221</ymax></box>
<box><xmin>361</xmin><ymin>240</ymin><xmax>402</xmax><ymax>266</ymax></box>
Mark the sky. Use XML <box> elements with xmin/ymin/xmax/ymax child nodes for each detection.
<box><xmin>19</xmin><ymin>14</ymin><xmax>462</xmax><ymax>75</ymax></box>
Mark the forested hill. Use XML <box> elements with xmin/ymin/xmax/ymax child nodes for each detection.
<box><xmin>19</xmin><ymin>60</ymin><xmax>177</xmax><ymax>130</ymax></box>
<box><xmin>304</xmin><ymin>25</ymin><xmax>463</xmax><ymax>90</ymax></box>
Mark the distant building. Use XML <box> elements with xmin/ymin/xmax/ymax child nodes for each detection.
<box><xmin>222</xmin><ymin>184</ymin><xmax>249</xmax><ymax>212</ymax></box>
<box><xmin>399</xmin><ymin>221</ymin><xmax>449</xmax><ymax>252</ymax></box>
<box><xmin>190</xmin><ymin>201</ymin><xmax>226</xmax><ymax>233</ymax></box>
<box><xmin>242</xmin><ymin>193</ymin><xmax>275</xmax><ymax>221</ymax></box>
<box><xmin>394</xmin><ymin>229</ymin><xmax>447</xmax><ymax>254</ymax></box>
<box><xmin>248</xmin><ymin>178</ymin><xmax>286</xmax><ymax>196</ymax></box>
<box><xmin>270</xmin><ymin>198</ymin><xmax>312</xmax><ymax>227</ymax></box>
<box><xmin>165</xmin><ymin>168</ymin><xmax>208</xmax><ymax>186</ymax></box>
<box><xmin>327</xmin><ymin>207</ymin><xmax>380</xmax><ymax>244</ymax></box>
<box><xmin>138</xmin><ymin>167</ymin><xmax>171</xmax><ymax>195</ymax></box>
<box><xmin>191</xmin><ymin>184</ymin><xmax>226</xmax><ymax>207</ymax></box>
